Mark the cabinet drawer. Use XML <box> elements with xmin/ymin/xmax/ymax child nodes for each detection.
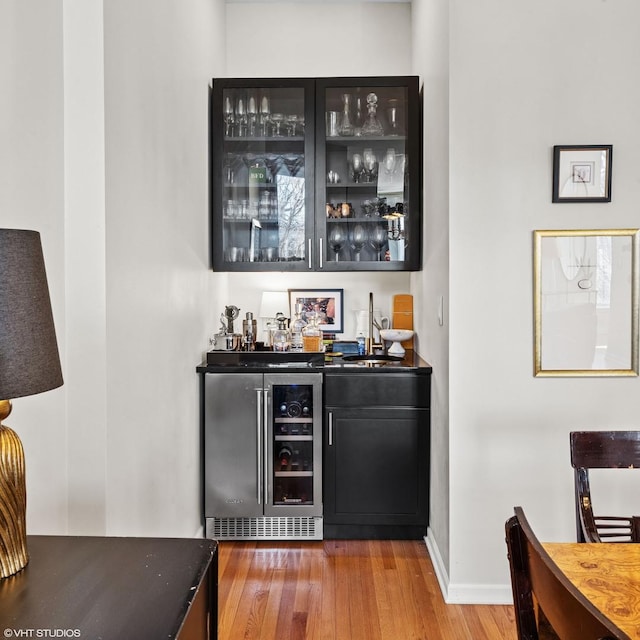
<box><xmin>324</xmin><ymin>372</ymin><xmax>430</xmax><ymax>408</ymax></box>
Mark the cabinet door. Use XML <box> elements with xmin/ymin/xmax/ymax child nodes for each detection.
<box><xmin>211</xmin><ymin>79</ymin><xmax>316</xmax><ymax>271</ymax></box>
<box><xmin>316</xmin><ymin>77</ymin><xmax>421</xmax><ymax>271</ymax></box>
<box><xmin>323</xmin><ymin>406</ymin><xmax>429</xmax><ymax>526</ymax></box>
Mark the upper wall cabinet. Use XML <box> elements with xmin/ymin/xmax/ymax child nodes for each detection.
<box><xmin>210</xmin><ymin>76</ymin><xmax>421</xmax><ymax>272</ymax></box>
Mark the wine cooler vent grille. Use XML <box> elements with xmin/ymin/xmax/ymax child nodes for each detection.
<box><xmin>207</xmin><ymin>516</ymin><xmax>322</xmax><ymax>540</ymax></box>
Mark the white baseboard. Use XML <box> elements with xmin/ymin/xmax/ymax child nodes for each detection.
<box><xmin>424</xmin><ymin>528</ymin><xmax>513</xmax><ymax>605</ymax></box>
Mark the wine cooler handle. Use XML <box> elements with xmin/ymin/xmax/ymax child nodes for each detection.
<box><xmin>263</xmin><ymin>387</ymin><xmax>270</xmax><ymax>505</ymax></box>
<box><xmin>319</xmin><ymin>238</ymin><xmax>324</xmax><ymax>269</ymax></box>
<box><xmin>308</xmin><ymin>238</ymin><xmax>312</xmax><ymax>269</ymax></box>
<box><xmin>328</xmin><ymin>411</ymin><xmax>333</xmax><ymax>446</ymax></box>
<box><xmin>256</xmin><ymin>388</ymin><xmax>263</xmax><ymax>505</ymax></box>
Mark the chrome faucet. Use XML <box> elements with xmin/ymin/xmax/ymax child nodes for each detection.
<box><xmin>368</xmin><ymin>291</ymin><xmax>383</xmax><ymax>354</ymax></box>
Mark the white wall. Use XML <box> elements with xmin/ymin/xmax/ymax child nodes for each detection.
<box><xmin>446</xmin><ymin>0</ymin><xmax>640</xmax><ymax>603</ymax></box>
<box><xmin>410</xmin><ymin>0</ymin><xmax>451</xmax><ymax>581</ymax></box>
<box><xmin>102</xmin><ymin>0</ymin><xmax>225</xmax><ymax>536</ymax></box>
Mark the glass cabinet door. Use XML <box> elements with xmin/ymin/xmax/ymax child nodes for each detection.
<box><xmin>316</xmin><ymin>77</ymin><xmax>421</xmax><ymax>271</ymax></box>
<box><xmin>211</xmin><ymin>79</ymin><xmax>315</xmax><ymax>271</ymax></box>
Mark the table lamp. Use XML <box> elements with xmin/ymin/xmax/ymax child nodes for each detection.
<box><xmin>0</xmin><ymin>229</ymin><xmax>63</xmax><ymax>578</ymax></box>
<box><xmin>259</xmin><ymin>291</ymin><xmax>289</xmax><ymax>345</ymax></box>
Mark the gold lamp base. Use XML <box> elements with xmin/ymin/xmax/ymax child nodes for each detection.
<box><xmin>0</xmin><ymin>400</ymin><xmax>28</xmax><ymax>578</ymax></box>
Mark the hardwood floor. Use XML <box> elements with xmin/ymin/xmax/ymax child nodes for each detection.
<box><xmin>217</xmin><ymin>539</ymin><xmax>517</xmax><ymax>639</ymax></box>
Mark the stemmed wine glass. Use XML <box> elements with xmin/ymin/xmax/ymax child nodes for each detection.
<box><xmin>235</xmin><ymin>96</ymin><xmax>247</xmax><ymax>137</ymax></box>
<box><xmin>259</xmin><ymin>95</ymin><xmax>271</xmax><ymax>136</ymax></box>
<box><xmin>264</xmin><ymin>153</ymin><xmax>284</xmax><ymax>183</ymax></box>
<box><xmin>271</xmin><ymin>113</ymin><xmax>284</xmax><ymax>137</ymax></box>
<box><xmin>286</xmin><ymin>114</ymin><xmax>298</xmax><ymax>137</ymax></box>
<box><xmin>247</xmin><ymin>93</ymin><xmax>258</xmax><ymax>137</ymax></box>
<box><xmin>351</xmin><ymin>153</ymin><xmax>363</xmax><ymax>184</ymax></box>
<box><xmin>351</xmin><ymin>224</ymin><xmax>366</xmax><ymax>261</ymax></box>
<box><xmin>283</xmin><ymin>153</ymin><xmax>304</xmax><ymax>177</ymax></box>
<box><xmin>328</xmin><ymin>226</ymin><xmax>347</xmax><ymax>262</ymax></box>
<box><xmin>363</xmin><ymin>148</ymin><xmax>377</xmax><ymax>183</ymax></box>
<box><xmin>370</xmin><ymin>225</ymin><xmax>387</xmax><ymax>261</ymax></box>
<box><xmin>223</xmin><ymin>95</ymin><xmax>235</xmax><ymax>137</ymax></box>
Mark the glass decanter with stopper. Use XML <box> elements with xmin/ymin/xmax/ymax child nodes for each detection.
<box><xmin>290</xmin><ymin>303</ymin><xmax>307</xmax><ymax>352</ymax></box>
<box><xmin>302</xmin><ymin>312</ymin><xmax>323</xmax><ymax>352</ymax></box>
<box><xmin>272</xmin><ymin>313</ymin><xmax>291</xmax><ymax>352</ymax></box>
<box><xmin>361</xmin><ymin>92</ymin><xmax>384</xmax><ymax>137</ymax></box>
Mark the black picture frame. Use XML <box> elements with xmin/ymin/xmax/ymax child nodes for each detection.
<box><xmin>552</xmin><ymin>145</ymin><xmax>612</xmax><ymax>203</ymax></box>
<box><xmin>288</xmin><ymin>288</ymin><xmax>344</xmax><ymax>333</ymax></box>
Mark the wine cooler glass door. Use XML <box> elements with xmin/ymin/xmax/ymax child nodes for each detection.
<box><xmin>265</xmin><ymin>373</ymin><xmax>323</xmax><ymax>517</ymax></box>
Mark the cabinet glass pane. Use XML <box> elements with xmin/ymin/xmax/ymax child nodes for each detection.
<box><xmin>221</xmin><ymin>87</ymin><xmax>307</xmax><ymax>265</ymax></box>
<box><xmin>323</xmin><ymin>85</ymin><xmax>410</xmax><ymax>266</ymax></box>
<box><xmin>271</xmin><ymin>383</ymin><xmax>315</xmax><ymax>506</ymax></box>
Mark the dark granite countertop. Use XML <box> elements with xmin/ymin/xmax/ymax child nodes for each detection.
<box><xmin>196</xmin><ymin>349</ymin><xmax>432</xmax><ymax>374</ymax></box>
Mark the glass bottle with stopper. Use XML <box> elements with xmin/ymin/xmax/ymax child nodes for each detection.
<box><xmin>361</xmin><ymin>92</ymin><xmax>384</xmax><ymax>137</ymax></box>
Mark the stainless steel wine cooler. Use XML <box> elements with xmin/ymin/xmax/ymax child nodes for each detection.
<box><xmin>203</xmin><ymin>372</ymin><xmax>323</xmax><ymax>540</ymax></box>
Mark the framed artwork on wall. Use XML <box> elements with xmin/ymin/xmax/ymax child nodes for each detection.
<box><xmin>552</xmin><ymin>145</ymin><xmax>613</xmax><ymax>203</ymax></box>
<box><xmin>533</xmin><ymin>228</ymin><xmax>639</xmax><ymax>377</ymax></box>
<box><xmin>288</xmin><ymin>288</ymin><xmax>344</xmax><ymax>333</ymax></box>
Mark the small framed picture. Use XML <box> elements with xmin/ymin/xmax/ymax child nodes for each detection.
<box><xmin>552</xmin><ymin>145</ymin><xmax>612</xmax><ymax>203</ymax></box>
<box><xmin>288</xmin><ymin>288</ymin><xmax>344</xmax><ymax>333</ymax></box>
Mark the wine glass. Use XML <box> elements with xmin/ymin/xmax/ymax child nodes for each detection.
<box><xmin>328</xmin><ymin>226</ymin><xmax>346</xmax><ymax>262</ymax></box>
<box><xmin>351</xmin><ymin>224</ymin><xmax>366</xmax><ymax>261</ymax></box>
<box><xmin>286</xmin><ymin>114</ymin><xmax>298</xmax><ymax>137</ymax></box>
<box><xmin>271</xmin><ymin>113</ymin><xmax>284</xmax><ymax>137</ymax></box>
<box><xmin>223</xmin><ymin>95</ymin><xmax>235</xmax><ymax>137</ymax></box>
<box><xmin>370</xmin><ymin>225</ymin><xmax>387</xmax><ymax>261</ymax></box>
<box><xmin>351</xmin><ymin>153</ymin><xmax>363</xmax><ymax>183</ymax></box>
<box><xmin>235</xmin><ymin>96</ymin><xmax>247</xmax><ymax>137</ymax></box>
<box><xmin>247</xmin><ymin>93</ymin><xmax>258</xmax><ymax>137</ymax></box>
<box><xmin>259</xmin><ymin>95</ymin><xmax>271</xmax><ymax>136</ymax></box>
<box><xmin>264</xmin><ymin>153</ymin><xmax>284</xmax><ymax>183</ymax></box>
<box><xmin>383</xmin><ymin>148</ymin><xmax>396</xmax><ymax>174</ymax></box>
<box><xmin>363</xmin><ymin>149</ymin><xmax>377</xmax><ymax>182</ymax></box>
<box><xmin>283</xmin><ymin>153</ymin><xmax>304</xmax><ymax>177</ymax></box>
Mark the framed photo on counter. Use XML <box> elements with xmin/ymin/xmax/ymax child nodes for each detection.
<box><xmin>288</xmin><ymin>288</ymin><xmax>344</xmax><ymax>333</ymax></box>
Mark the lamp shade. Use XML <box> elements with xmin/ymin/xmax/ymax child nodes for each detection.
<box><xmin>0</xmin><ymin>229</ymin><xmax>63</xmax><ymax>399</ymax></box>
<box><xmin>259</xmin><ymin>291</ymin><xmax>289</xmax><ymax>319</ymax></box>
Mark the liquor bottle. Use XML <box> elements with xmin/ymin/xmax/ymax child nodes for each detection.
<box><xmin>290</xmin><ymin>303</ymin><xmax>306</xmax><ymax>352</ymax></box>
<box><xmin>302</xmin><ymin>312</ymin><xmax>322</xmax><ymax>352</ymax></box>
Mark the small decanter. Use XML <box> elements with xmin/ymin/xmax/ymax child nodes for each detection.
<box><xmin>338</xmin><ymin>93</ymin><xmax>355</xmax><ymax>136</ymax></box>
<box><xmin>290</xmin><ymin>303</ymin><xmax>307</xmax><ymax>352</ymax></box>
<box><xmin>272</xmin><ymin>313</ymin><xmax>291</xmax><ymax>352</ymax></box>
<box><xmin>361</xmin><ymin>92</ymin><xmax>384</xmax><ymax>137</ymax></box>
<box><xmin>302</xmin><ymin>312</ymin><xmax>323</xmax><ymax>352</ymax></box>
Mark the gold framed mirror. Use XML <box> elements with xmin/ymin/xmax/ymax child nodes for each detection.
<box><xmin>534</xmin><ymin>229</ymin><xmax>639</xmax><ymax>377</ymax></box>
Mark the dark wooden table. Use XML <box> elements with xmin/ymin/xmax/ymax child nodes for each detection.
<box><xmin>0</xmin><ymin>535</ymin><xmax>217</xmax><ymax>640</ymax></box>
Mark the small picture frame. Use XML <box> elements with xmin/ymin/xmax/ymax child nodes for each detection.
<box><xmin>288</xmin><ymin>288</ymin><xmax>344</xmax><ymax>333</ymax></box>
<box><xmin>552</xmin><ymin>145</ymin><xmax>612</xmax><ymax>203</ymax></box>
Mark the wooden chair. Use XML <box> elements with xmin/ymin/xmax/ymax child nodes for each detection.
<box><xmin>570</xmin><ymin>431</ymin><xmax>640</xmax><ymax>543</ymax></box>
<box><xmin>505</xmin><ymin>506</ymin><xmax>628</xmax><ymax>640</ymax></box>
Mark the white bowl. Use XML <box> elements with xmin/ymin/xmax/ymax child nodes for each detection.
<box><xmin>379</xmin><ymin>329</ymin><xmax>414</xmax><ymax>356</ymax></box>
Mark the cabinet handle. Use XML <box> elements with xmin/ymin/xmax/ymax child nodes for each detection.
<box><xmin>328</xmin><ymin>411</ymin><xmax>333</xmax><ymax>446</ymax></box>
<box><xmin>308</xmin><ymin>238</ymin><xmax>312</xmax><ymax>269</ymax></box>
<box><xmin>256</xmin><ymin>388</ymin><xmax>263</xmax><ymax>505</ymax></box>
<box><xmin>319</xmin><ymin>238</ymin><xmax>323</xmax><ymax>269</ymax></box>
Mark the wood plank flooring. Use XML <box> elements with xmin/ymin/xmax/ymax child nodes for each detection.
<box><xmin>217</xmin><ymin>539</ymin><xmax>517</xmax><ymax>640</ymax></box>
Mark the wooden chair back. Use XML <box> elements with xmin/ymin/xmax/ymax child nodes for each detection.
<box><xmin>570</xmin><ymin>431</ymin><xmax>640</xmax><ymax>543</ymax></box>
<box><xmin>505</xmin><ymin>506</ymin><xmax>629</xmax><ymax>640</ymax></box>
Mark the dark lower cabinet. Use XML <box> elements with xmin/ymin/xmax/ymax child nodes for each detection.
<box><xmin>323</xmin><ymin>371</ymin><xmax>430</xmax><ymax>539</ymax></box>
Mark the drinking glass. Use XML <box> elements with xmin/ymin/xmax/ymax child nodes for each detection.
<box><xmin>286</xmin><ymin>114</ymin><xmax>298</xmax><ymax>136</ymax></box>
<box><xmin>271</xmin><ymin>113</ymin><xmax>284</xmax><ymax>137</ymax></box>
<box><xmin>235</xmin><ymin>97</ymin><xmax>247</xmax><ymax>137</ymax></box>
<box><xmin>386</xmin><ymin>99</ymin><xmax>400</xmax><ymax>136</ymax></box>
<box><xmin>351</xmin><ymin>153</ymin><xmax>363</xmax><ymax>183</ymax></box>
<box><xmin>223</xmin><ymin>95</ymin><xmax>235</xmax><ymax>137</ymax></box>
<box><xmin>283</xmin><ymin>154</ymin><xmax>304</xmax><ymax>177</ymax></box>
<box><xmin>247</xmin><ymin>93</ymin><xmax>258</xmax><ymax>137</ymax></box>
<box><xmin>383</xmin><ymin>148</ymin><xmax>396</xmax><ymax>174</ymax></box>
<box><xmin>370</xmin><ymin>225</ymin><xmax>387</xmax><ymax>261</ymax></box>
<box><xmin>259</xmin><ymin>95</ymin><xmax>271</xmax><ymax>136</ymax></box>
<box><xmin>328</xmin><ymin>226</ymin><xmax>346</xmax><ymax>262</ymax></box>
<box><xmin>363</xmin><ymin>149</ymin><xmax>377</xmax><ymax>182</ymax></box>
<box><xmin>351</xmin><ymin>224</ymin><xmax>366</xmax><ymax>261</ymax></box>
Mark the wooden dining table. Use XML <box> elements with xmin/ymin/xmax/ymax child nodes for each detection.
<box><xmin>543</xmin><ymin>542</ymin><xmax>640</xmax><ymax>638</ymax></box>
